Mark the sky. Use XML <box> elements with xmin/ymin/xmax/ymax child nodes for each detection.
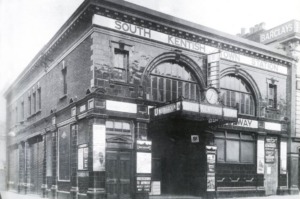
<box><xmin>0</xmin><ymin>0</ymin><xmax>300</xmax><ymax>123</ymax></box>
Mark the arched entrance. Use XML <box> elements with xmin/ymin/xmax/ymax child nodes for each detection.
<box><xmin>146</xmin><ymin>55</ymin><xmax>208</xmax><ymax>197</ymax></box>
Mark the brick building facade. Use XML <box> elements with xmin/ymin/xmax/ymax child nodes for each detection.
<box><xmin>4</xmin><ymin>0</ymin><xmax>299</xmax><ymax>198</ymax></box>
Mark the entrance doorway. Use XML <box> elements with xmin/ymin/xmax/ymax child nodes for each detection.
<box><xmin>150</xmin><ymin>120</ymin><xmax>207</xmax><ymax>197</ymax></box>
<box><xmin>106</xmin><ymin>151</ymin><xmax>131</xmax><ymax>199</ymax></box>
<box><xmin>28</xmin><ymin>137</ymin><xmax>44</xmax><ymax>195</ymax></box>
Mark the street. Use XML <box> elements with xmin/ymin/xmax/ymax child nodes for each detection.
<box><xmin>0</xmin><ymin>191</ymin><xmax>299</xmax><ymax>199</ymax></box>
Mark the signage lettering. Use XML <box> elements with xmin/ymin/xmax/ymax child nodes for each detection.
<box><xmin>115</xmin><ymin>20</ymin><xmax>151</xmax><ymax>38</ymax></box>
<box><xmin>225</xmin><ymin>118</ymin><xmax>258</xmax><ymax>128</ymax></box>
<box><xmin>154</xmin><ymin>103</ymin><xmax>180</xmax><ymax>116</ymax></box>
<box><xmin>260</xmin><ymin>21</ymin><xmax>295</xmax><ymax>43</ymax></box>
<box><xmin>168</xmin><ymin>36</ymin><xmax>206</xmax><ymax>53</ymax></box>
<box><xmin>93</xmin><ymin>14</ymin><xmax>288</xmax><ymax>75</ymax></box>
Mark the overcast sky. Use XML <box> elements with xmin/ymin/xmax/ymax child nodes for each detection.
<box><xmin>0</xmin><ymin>0</ymin><xmax>300</xmax><ymax>122</ymax></box>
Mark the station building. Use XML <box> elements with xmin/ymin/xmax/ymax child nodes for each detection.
<box><xmin>4</xmin><ymin>0</ymin><xmax>299</xmax><ymax>198</ymax></box>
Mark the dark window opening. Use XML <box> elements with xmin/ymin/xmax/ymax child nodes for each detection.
<box><xmin>215</xmin><ymin>131</ymin><xmax>255</xmax><ymax>164</ymax></box>
<box><xmin>113</xmin><ymin>49</ymin><xmax>129</xmax><ymax>82</ymax></box>
<box><xmin>268</xmin><ymin>84</ymin><xmax>277</xmax><ymax>109</ymax></box>
<box><xmin>220</xmin><ymin>75</ymin><xmax>255</xmax><ymax>116</ymax></box>
<box><xmin>149</xmin><ymin>62</ymin><xmax>200</xmax><ymax>102</ymax></box>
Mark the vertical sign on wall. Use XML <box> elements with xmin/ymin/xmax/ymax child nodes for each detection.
<box><xmin>206</xmin><ymin>146</ymin><xmax>217</xmax><ymax>192</ymax></box>
<box><xmin>93</xmin><ymin>125</ymin><xmax>106</xmax><ymax>171</ymax></box>
<box><xmin>136</xmin><ymin>140</ymin><xmax>152</xmax><ymax>193</ymax></box>
<box><xmin>280</xmin><ymin>141</ymin><xmax>287</xmax><ymax>174</ymax></box>
<box><xmin>207</xmin><ymin>52</ymin><xmax>220</xmax><ymax>89</ymax></box>
<box><xmin>265</xmin><ymin>137</ymin><xmax>277</xmax><ymax>163</ymax></box>
<box><xmin>257</xmin><ymin>139</ymin><xmax>265</xmax><ymax>174</ymax></box>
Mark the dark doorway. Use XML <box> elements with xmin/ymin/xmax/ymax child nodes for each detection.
<box><xmin>150</xmin><ymin>120</ymin><xmax>207</xmax><ymax>197</ymax></box>
<box><xmin>106</xmin><ymin>151</ymin><xmax>131</xmax><ymax>199</ymax></box>
<box><xmin>28</xmin><ymin>136</ymin><xmax>44</xmax><ymax>195</ymax></box>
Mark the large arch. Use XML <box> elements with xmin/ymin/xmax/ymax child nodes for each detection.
<box><xmin>141</xmin><ymin>51</ymin><xmax>206</xmax><ymax>90</ymax></box>
<box><xmin>220</xmin><ymin>67</ymin><xmax>262</xmax><ymax>116</ymax></box>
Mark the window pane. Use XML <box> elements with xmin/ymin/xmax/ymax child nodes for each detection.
<box><xmin>158</xmin><ymin>77</ymin><xmax>164</xmax><ymax>102</ymax></box>
<box><xmin>241</xmin><ymin>133</ymin><xmax>254</xmax><ymax>140</ymax></box>
<box><xmin>241</xmin><ymin>141</ymin><xmax>254</xmax><ymax>163</ymax></box>
<box><xmin>215</xmin><ymin>132</ymin><xmax>225</xmax><ymax>138</ymax></box>
<box><xmin>172</xmin><ymin>80</ymin><xmax>177</xmax><ymax>101</ymax></box>
<box><xmin>166</xmin><ymin>79</ymin><xmax>171</xmax><ymax>101</ymax></box>
<box><xmin>215</xmin><ymin>139</ymin><xmax>225</xmax><ymax>162</ymax></box>
<box><xmin>226</xmin><ymin>140</ymin><xmax>239</xmax><ymax>162</ymax></box>
<box><xmin>151</xmin><ymin>76</ymin><xmax>157</xmax><ymax>101</ymax></box>
<box><xmin>227</xmin><ymin>132</ymin><xmax>239</xmax><ymax>139</ymax></box>
<box><xmin>123</xmin><ymin>122</ymin><xmax>131</xmax><ymax>134</ymax></box>
<box><xmin>114</xmin><ymin>122</ymin><xmax>122</xmax><ymax>132</ymax></box>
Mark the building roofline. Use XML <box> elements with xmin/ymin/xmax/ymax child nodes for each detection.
<box><xmin>4</xmin><ymin>0</ymin><xmax>295</xmax><ymax>98</ymax></box>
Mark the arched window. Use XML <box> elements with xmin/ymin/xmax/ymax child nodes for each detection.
<box><xmin>220</xmin><ymin>75</ymin><xmax>255</xmax><ymax>116</ymax></box>
<box><xmin>148</xmin><ymin>62</ymin><xmax>200</xmax><ymax>102</ymax></box>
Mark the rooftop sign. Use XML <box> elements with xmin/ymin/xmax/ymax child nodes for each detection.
<box><xmin>93</xmin><ymin>14</ymin><xmax>287</xmax><ymax>75</ymax></box>
<box><xmin>260</xmin><ymin>20</ymin><xmax>300</xmax><ymax>44</ymax></box>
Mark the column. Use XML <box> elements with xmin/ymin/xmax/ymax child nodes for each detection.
<box><xmin>135</xmin><ymin>121</ymin><xmax>150</xmax><ymax>199</ymax></box>
<box><xmin>18</xmin><ymin>142</ymin><xmax>25</xmax><ymax>193</ymax></box>
<box><xmin>41</xmin><ymin>134</ymin><xmax>47</xmax><ymax>198</ymax></box>
<box><xmin>50</xmin><ymin>131</ymin><xmax>58</xmax><ymax>199</ymax></box>
<box><xmin>287</xmin><ymin>153</ymin><xmax>299</xmax><ymax>194</ymax></box>
<box><xmin>87</xmin><ymin>118</ymin><xmax>106</xmax><ymax>199</ymax></box>
<box><xmin>70</xmin><ymin>124</ymin><xmax>79</xmax><ymax>199</ymax></box>
<box><xmin>285</xmin><ymin>40</ymin><xmax>300</xmax><ymax>194</ymax></box>
<box><xmin>24</xmin><ymin>141</ymin><xmax>29</xmax><ymax>194</ymax></box>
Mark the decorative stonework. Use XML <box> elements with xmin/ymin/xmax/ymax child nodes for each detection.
<box><xmin>286</xmin><ymin>41</ymin><xmax>300</xmax><ymax>61</ymax></box>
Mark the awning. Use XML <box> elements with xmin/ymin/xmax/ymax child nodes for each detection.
<box><xmin>150</xmin><ymin>99</ymin><xmax>238</xmax><ymax>124</ymax></box>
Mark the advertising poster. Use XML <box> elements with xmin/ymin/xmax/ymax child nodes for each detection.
<box><xmin>257</xmin><ymin>139</ymin><xmax>264</xmax><ymax>174</ymax></box>
<box><xmin>280</xmin><ymin>141</ymin><xmax>287</xmax><ymax>174</ymax></box>
<box><xmin>136</xmin><ymin>152</ymin><xmax>152</xmax><ymax>174</ymax></box>
<box><xmin>265</xmin><ymin>149</ymin><xmax>275</xmax><ymax>163</ymax></box>
<box><xmin>207</xmin><ymin>174</ymin><xmax>215</xmax><ymax>192</ymax></box>
<box><xmin>93</xmin><ymin>125</ymin><xmax>106</xmax><ymax>171</ymax></box>
<box><xmin>78</xmin><ymin>147</ymin><xmax>88</xmax><ymax>170</ymax></box>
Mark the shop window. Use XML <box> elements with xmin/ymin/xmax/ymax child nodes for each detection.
<box><xmin>215</xmin><ymin>131</ymin><xmax>255</xmax><ymax>164</ymax></box>
<box><xmin>149</xmin><ymin>62</ymin><xmax>200</xmax><ymax>102</ymax></box>
<box><xmin>268</xmin><ymin>84</ymin><xmax>277</xmax><ymax>109</ymax></box>
<box><xmin>106</xmin><ymin>120</ymin><xmax>132</xmax><ymax>135</ymax></box>
<box><xmin>113</xmin><ymin>49</ymin><xmax>129</xmax><ymax>82</ymax></box>
<box><xmin>220</xmin><ymin>75</ymin><xmax>255</xmax><ymax>116</ymax></box>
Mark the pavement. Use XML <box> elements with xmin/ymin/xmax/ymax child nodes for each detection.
<box><xmin>0</xmin><ymin>191</ymin><xmax>299</xmax><ymax>199</ymax></box>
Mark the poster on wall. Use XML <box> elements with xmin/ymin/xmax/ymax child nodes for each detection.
<box><xmin>280</xmin><ymin>141</ymin><xmax>287</xmax><ymax>174</ymax></box>
<box><xmin>207</xmin><ymin>173</ymin><xmax>215</xmax><ymax>192</ymax></box>
<box><xmin>93</xmin><ymin>125</ymin><xmax>106</xmax><ymax>171</ymax></box>
<box><xmin>78</xmin><ymin>146</ymin><xmax>88</xmax><ymax>170</ymax></box>
<box><xmin>257</xmin><ymin>139</ymin><xmax>264</xmax><ymax>174</ymax></box>
<box><xmin>265</xmin><ymin>149</ymin><xmax>275</xmax><ymax>163</ymax></box>
<box><xmin>136</xmin><ymin>152</ymin><xmax>152</xmax><ymax>173</ymax></box>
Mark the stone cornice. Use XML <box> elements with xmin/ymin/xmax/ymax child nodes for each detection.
<box><xmin>4</xmin><ymin>0</ymin><xmax>294</xmax><ymax>98</ymax></box>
